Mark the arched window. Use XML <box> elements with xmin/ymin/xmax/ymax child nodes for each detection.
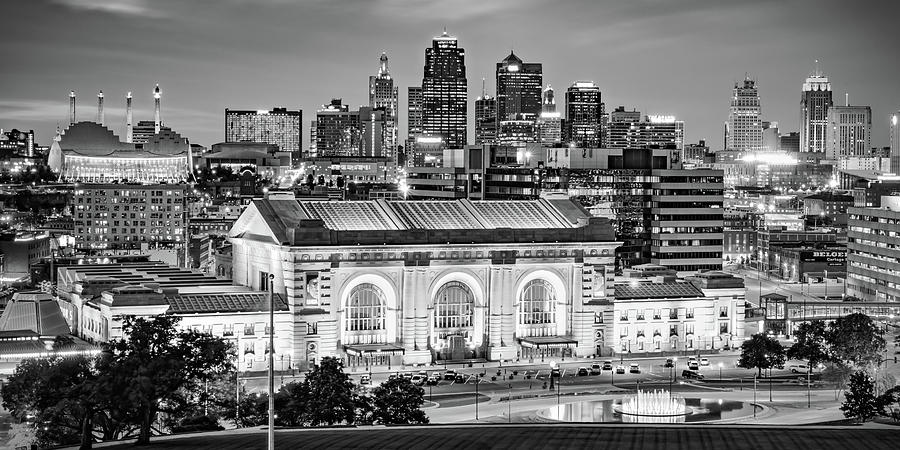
<box><xmin>518</xmin><ymin>279</ymin><xmax>556</xmax><ymax>336</ymax></box>
<box><xmin>433</xmin><ymin>281</ymin><xmax>474</xmax><ymax>332</ymax></box>
<box><xmin>346</xmin><ymin>283</ymin><xmax>386</xmax><ymax>332</ymax></box>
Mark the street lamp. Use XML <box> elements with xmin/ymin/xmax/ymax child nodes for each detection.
<box><xmin>475</xmin><ymin>377</ymin><xmax>480</xmax><ymax>421</ymax></box>
<box><xmin>267</xmin><ymin>274</ymin><xmax>275</xmax><ymax>450</ymax></box>
<box><xmin>507</xmin><ymin>383</ymin><xmax>512</xmax><ymax>423</ymax></box>
<box><xmin>718</xmin><ymin>362</ymin><xmax>723</xmax><ymax>380</ymax></box>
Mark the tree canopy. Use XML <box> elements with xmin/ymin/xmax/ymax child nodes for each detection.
<box><xmin>737</xmin><ymin>333</ymin><xmax>786</xmax><ymax>376</ymax></box>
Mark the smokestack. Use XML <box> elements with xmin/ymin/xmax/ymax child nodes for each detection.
<box><xmin>69</xmin><ymin>90</ymin><xmax>76</xmax><ymax>124</ymax></box>
<box><xmin>153</xmin><ymin>84</ymin><xmax>161</xmax><ymax>134</ymax></box>
<box><xmin>126</xmin><ymin>92</ymin><xmax>133</xmax><ymax>143</ymax></box>
<box><xmin>97</xmin><ymin>90</ymin><xmax>104</xmax><ymax>125</ymax></box>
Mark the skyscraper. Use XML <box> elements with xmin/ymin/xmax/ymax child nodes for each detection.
<box><xmin>892</xmin><ymin>111</ymin><xmax>900</xmax><ymax>174</ymax></box>
<box><xmin>125</xmin><ymin>92</ymin><xmax>133</xmax><ymax>143</ymax></box>
<box><xmin>725</xmin><ymin>76</ymin><xmax>762</xmax><ymax>154</ymax></box>
<box><xmin>825</xmin><ymin>101</ymin><xmax>871</xmax><ymax>160</ymax></box>
<box><xmin>153</xmin><ymin>84</ymin><xmax>161</xmax><ymax>134</ymax></box>
<box><xmin>495</xmin><ymin>52</ymin><xmax>542</xmax><ymax>121</ymax></box>
<box><xmin>800</xmin><ymin>63</ymin><xmax>833</xmax><ymax>155</ymax></box>
<box><xmin>368</xmin><ymin>52</ymin><xmax>399</xmax><ymax>153</ymax></box>
<box><xmin>537</xmin><ymin>85</ymin><xmax>561</xmax><ymax>145</ymax></box>
<box><xmin>225</xmin><ymin>107</ymin><xmax>303</xmax><ymax>166</ymax></box>
<box><xmin>407</xmin><ymin>86</ymin><xmax>424</xmax><ymax>141</ymax></box>
<box><xmin>316</xmin><ymin>98</ymin><xmax>358</xmax><ymax>157</ymax></box>
<box><xmin>565</xmin><ymin>81</ymin><xmax>602</xmax><ymax>148</ymax></box>
<box><xmin>606</xmin><ymin>109</ymin><xmax>684</xmax><ymax>151</ymax></box>
<box><xmin>421</xmin><ymin>30</ymin><xmax>467</xmax><ymax>148</ymax></box>
<box><xmin>474</xmin><ymin>80</ymin><xmax>497</xmax><ymax>145</ymax></box>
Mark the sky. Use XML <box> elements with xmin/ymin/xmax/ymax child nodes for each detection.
<box><xmin>2</xmin><ymin>0</ymin><xmax>899</xmax><ymax>149</ymax></box>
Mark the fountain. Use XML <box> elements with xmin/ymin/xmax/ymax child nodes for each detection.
<box><xmin>615</xmin><ymin>389</ymin><xmax>690</xmax><ymax>423</ymax></box>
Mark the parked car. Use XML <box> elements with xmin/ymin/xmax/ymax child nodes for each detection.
<box><xmin>700</xmin><ymin>357</ymin><xmax>710</xmax><ymax>366</ymax></box>
<box><xmin>629</xmin><ymin>363</ymin><xmax>641</xmax><ymax>374</ymax></box>
<box><xmin>789</xmin><ymin>364</ymin><xmax>809</xmax><ymax>374</ymax></box>
<box><xmin>411</xmin><ymin>375</ymin><xmax>426</xmax><ymax>386</ymax></box>
<box><xmin>688</xmin><ymin>359</ymin><xmax>700</xmax><ymax>370</ymax></box>
<box><xmin>682</xmin><ymin>370</ymin><xmax>705</xmax><ymax>380</ymax></box>
<box><xmin>360</xmin><ymin>374</ymin><xmax>371</xmax><ymax>385</ymax></box>
<box><xmin>602</xmin><ymin>361</ymin><xmax>613</xmax><ymax>371</ymax></box>
<box><xmin>590</xmin><ymin>363</ymin><xmax>602</xmax><ymax>375</ymax></box>
<box><xmin>664</xmin><ymin>358</ymin><xmax>674</xmax><ymax>368</ymax></box>
<box><xmin>550</xmin><ymin>368</ymin><xmax>561</xmax><ymax>378</ymax></box>
<box><xmin>615</xmin><ymin>365</ymin><xmax>626</xmax><ymax>374</ymax></box>
<box><xmin>444</xmin><ymin>370</ymin><xmax>457</xmax><ymax>380</ymax></box>
<box><xmin>454</xmin><ymin>373</ymin><xmax>467</xmax><ymax>383</ymax></box>
<box><xmin>577</xmin><ymin>367</ymin><xmax>589</xmax><ymax>376</ymax></box>
<box><xmin>387</xmin><ymin>374</ymin><xmax>398</xmax><ymax>381</ymax></box>
<box><xmin>418</xmin><ymin>370</ymin><xmax>429</xmax><ymax>377</ymax></box>
<box><xmin>428</xmin><ymin>372</ymin><xmax>442</xmax><ymax>384</ymax></box>
<box><xmin>400</xmin><ymin>372</ymin><xmax>413</xmax><ymax>380</ymax></box>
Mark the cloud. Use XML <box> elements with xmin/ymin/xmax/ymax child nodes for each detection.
<box><xmin>50</xmin><ymin>0</ymin><xmax>166</xmax><ymax>18</ymax></box>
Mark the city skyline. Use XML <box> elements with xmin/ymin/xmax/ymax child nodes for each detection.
<box><xmin>2</xmin><ymin>0</ymin><xmax>899</xmax><ymax>148</ymax></box>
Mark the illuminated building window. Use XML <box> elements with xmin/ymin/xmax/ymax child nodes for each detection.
<box><xmin>346</xmin><ymin>283</ymin><xmax>386</xmax><ymax>333</ymax></box>
<box><xmin>433</xmin><ymin>281</ymin><xmax>473</xmax><ymax>336</ymax></box>
<box><xmin>518</xmin><ymin>279</ymin><xmax>556</xmax><ymax>337</ymax></box>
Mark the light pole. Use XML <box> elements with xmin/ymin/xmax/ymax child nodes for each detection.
<box><xmin>508</xmin><ymin>383</ymin><xmax>512</xmax><ymax>423</ymax></box>
<box><xmin>475</xmin><ymin>377</ymin><xmax>479</xmax><ymax>421</ymax></box>
<box><xmin>267</xmin><ymin>274</ymin><xmax>275</xmax><ymax>450</ymax></box>
<box><xmin>753</xmin><ymin>375</ymin><xmax>758</xmax><ymax>418</ymax></box>
<box><xmin>807</xmin><ymin>365</ymin><xmax>811</xmax><ymax>408</ymax></box>
<box><xmin>718</xmin><ymin>362</ymin><xmax>723</xmax><ymax>381</ymax></box>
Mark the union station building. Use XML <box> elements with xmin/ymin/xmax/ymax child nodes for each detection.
<box><xmin>227</xmin><ymin>193</ymin><xmax>620</xmax><ymax>369</ymax></box>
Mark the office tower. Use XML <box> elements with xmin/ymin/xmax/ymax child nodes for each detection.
<box><xmin>725</xmin><ymin>76</ymin><xmax>762</xmax><ymax>154</ymax></box>
<box><xmin>316</xmin><ymin>98</ymin><xmax>360</xmax><ymax>157</ymax></box>
<box><xmin>495</xmin><ymin>52</ymin><xmax>542</xmax><ymax>121</ymax></box>
<box><xmin>606</xmin><ymin>107</ymin><xmax>684</xmax><ymax>151</ymax></box>
<box><xmin>97</xmin><ymin>90</ymin><xmax>104</xmax><ymax>126</ymax></box>
<box><xmin>154</xmin><ymin>84</ymin><xmax>161</xmax><ymax>134</ymax></box>
<box><xmin>538</xmin><ymin>85</ymin><xmax>562</xmax><ymax>145</ymax></box>
<box><xmin>359</xmin><ymin>106</ymin><xmax>388</xmax><ymax>158</ymax></box>
<box><xmin>69</xmin><ymin>90</ymin><xmax>76</xmax><ymax>124</ymax></box>
<box><xmin>800</xmin><ymin>63</ymin><xmax>833</xmax><ymax>154</ymax></box>
<box><xmin>126</xmin><ymin>92</ymin><xmax>133</xmax><ymax>143</ymax></box>
<box><xmin>892</xmin><ymin>111</ymin><xmax>900</xmax><ymax>173</ymax></box>
<box><xmin>407</xmin><ymin>86</ymin><xmax>424</xmax><ymax>140</ymax></box>
<box><xmin>474</xmin><ymin>81</ymin><xmax>497</xmax><ymax>145</ymax></box>
<box><xmin>421</xmin><ymin>30</ymin><xmax>467</xmax><ymax>148</ymax></box>
<box><xmin>762</xmin><ymin>121</ymin><xmax>779</xmax><ymax>152</ymax></box>
<box><xmin>225</xmin><ymin>107</ymin><xmax>303</xmax><ymax>166</ymax></box>
<box><xmin>565</xmin><ymin>81</ymin><xmax>602</xmax><ymax>147</ymax></box>
<box><xmin>825</xmin><ymin>100</ymin><xmax>871</xmax><ymax>160</ymax></box>
<box><xmin>498</xmin><ymin>113</ymin><xmax>538</xmax><ymax>147</ymax></box>
<box><xmin>369</xmin><ymin>52</ymin><xmax>399</xmax><ymax>152</ymax></box>
<box><xmin>308</xmin><ymin>120</ymin><xmax>317</xmax><ymax>158</ymax></box>
<box><xmin>780</xmin><ymin>132</ymin><xmax>800</xmax><ymax>154</ymax></box>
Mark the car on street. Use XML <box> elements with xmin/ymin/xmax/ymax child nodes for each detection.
<box><xmin>615</xmin><ymin>365</ymin><xmax>626</xmax><ymax>374</ymax></box>
<box><xmin>444</xmin><ymin>370</ymin><xmax>457</xmax><ymax>380</ymax></box>
<box><xmin>577</xmin><ymin>367</ymin><xmax>589</xmax><ymax>376</ymax></box>
<box><xmin>428</xmin><ymin>372</ymin><xmax>442</xmax><ymax>384</ymax></box>
<box><xmin>700</xmin><ymin>357</ymin><xmax>710</xmax><ymax>366</ymax></box>
<box><xmin>590</xmin><ymin>363</ymin><xmax>602</xmax><ymax>375</ymax></box>
<box><xmin>789</xmin><ymin>364</ymin><xmax>809</xmax><ymax>373</ymax></box>
<box><xmin>411</xmin><ymin>375</ymin><xmax>426</xmax><ymax>386</ymax></box>
<box><xmin>454</xmin><ymin>373</ymin><xmax>467</xmax><ymax>383</ymax></box>
<box><xmin>629</xmin><ymin>363</ymin><xmax>641</xmax><ymax>374</ymax></box>
<box><xmin>688</xmin><ymin>359</ymin><xmax>699</xmax><ymax>370</ymax></box>
<box><xmin>682</xmin><ymin>369</ymin><xmax>705</xmax><ymax>380</ymax></box>
<box><xmin>664</xmin><ymin>358</ymin><xmax>674</xmax><ymax>368</ymax></box>
<box><xmin>602</xmin><ymin>361</ymin><xmax>613</xmax><ymax>370</ymax></box>
<box><xmin>360</xmin><ymin>374</ymin><xmax>371</xmax><ymax>385</ymax></box>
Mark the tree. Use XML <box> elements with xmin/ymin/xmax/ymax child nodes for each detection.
<box><xmin>296</xmin><ymin>357</ymin><xmax>357</xmax><ymax>426</ymax></box>
<box><xmin>370</xmin><ymin>377</ymin><xmax>429</xmax><ymax>425</ymax></box>
<box><xmin>821</xmin><ymin>363</ymin><xmax>854</xmax><ymax>400</ymax></box>
<box><xmin>827</xmin><ymin>313</ymin><xmax>886</xmax><ymax>368</ymax></box>
<box><xmin>96</xmin><ymin>315</ymin><xmax>233</xmax><ymax>445</ymax></box>
<box><xmin>737</xmin><ymin>333</ymin><xmax>786</xmax><ymax>377</ymax></box>
<box><xmin>841</xmin><ymin>371</ymin><xmax>881</xmax><ymax>422</ymax></box>
<box><xmin>788</xmin><ymin>320</ymin><xmax>831</xmax><ymax>369</ymax></box>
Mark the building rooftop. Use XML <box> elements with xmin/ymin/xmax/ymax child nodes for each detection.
<box><xmin>164</xmin><ymin>292</ymin><xmax>289</xmax><ymax>314</ymax></box>
<box><xmin>233</xmin><ymin>196</ymin><xmax>615</xmax><ymax>246</ymax></box>
<box><xmin>0</xmin><ymin>291</ymin><xmax>71</xmax><ymax>337</ymax></box>
<box><xmin>614</xmin><ymin>283</ymin><xmax>705</xmax><ymax>300</ymax></box>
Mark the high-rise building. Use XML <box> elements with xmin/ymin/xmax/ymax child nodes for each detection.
<box><xmin>495</xmin><ymin>52</ymin><xmax>542</xmax><ymax>121</ymax></box>
<box><xmin>780</xmin><ymin>132</ymin><xmax>800</xmax><ymax>154</ymax></box>
<box><xmin>308</xmin><ymin>120</ymin><xmax>317</xmax><ymax>158</ymax></box>
<box><xmin>225</xmin><ymin>108</ymin><xmax>302</xmax><ymax>166</ymax></box>
<box><xmin>725</xmin><ymin>76</ymin><xmax>762</xmax><ymax>154</ymax></box>
<box><xmin>892</xmin><ymin>111</ymin><xmax>900</xmax><ymax>174</ymax></box>
<box><xmin>359</xmin><ymin>106</ymin><xmax>389</xmax><ymax>158</ymax></box>
<box><xmin>825</xmin><ymin>102</ymin><xmax>871</xmax><ymax>160</ymax></box>
<box><xmin>421</xmin><ymin>30</ymin><xmax>467</xmax><ymax>148</ymax></box>
<box><xmin>316</xmin><ymin>99</ymin><xmax>359</xmax><ymax>157</ymax></box>
<box><xmin>407</xmin><ymin>86</ymin><xmax>424</xmax><ymax>141</ymax></box>
<box><xmin>538</xmin><ymin>85</ymin><xmax>562</xmax><ymax>145</ymax></box>
<box><xmin>498</xmin><ymin>113</ymin><xmax>538</xmax><ymax>147</ymax></box>
<box><xmin>606</xmin><ymin>108</ymin><xmax>684</xmax><ymax>151</ymax></box>
<box><xmin>368</xmin><ymin>52</ymin><xmax>399</xmax><ymax>153</ymax></box>
<box><xmin>565</xmin><ymin>81</ymin><xmax>602</xmax><ymax>148</ymax></box>
<box><xmin>474</xmin><ymin>82</ymin><xmax>497</xmax><ymax>145</ymax></box>
<box><xmin>800</xmin><ymin>64</ymin><xmax>833</xmax><ymax>155</ymax></box>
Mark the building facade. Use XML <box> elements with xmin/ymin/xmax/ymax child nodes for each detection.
<box><xmin>538</xmin><ymin>85</ymin><xmax>562</xmax><ymax>145</ymax></box>
<box><xmin>800</xmin><ymin>70</ymin><xmax>833</xmax><ymax>155</ymax></box>
<box><xmin>228</xmin><ymin>194</ymin><xmax>620</xmax><ymax>367</ymax></box>
<box><xmin>565</xmin><ymin>81</ymin><xmax>602</xmax><ymax>148</ymax></box>
<box><xmin>825</xmin><ymin>104</ymin><xmax>871</xmax><ymax>161</ymax></box>
<box><xmin>606</xmin><ymin>112</ymin><xmax>685</xmax><ymax>151</ymax></box>
<box><xmin>495</xmin><ymin>52</ymin><xmax>542</xmax><ymax>121</ymax></box>
<box><xmin>225</xmin><ymin>108</ymin><xmax>302</xmax><ymax>167</ymax></box>
<box><xmin>421</xmin><ymin>31</ymin><xmax>468</xmax><ymax>148</ymax></box>
<box><xmin>368</xmin><ymin>53</ymin><xmax>399</xmax><ymax>154</ymax></box>
<box><xmin>726</xmin><ymin>77</ymin><xmax>763</xmax><ymax>154</ymax></box>
<box><xmin>474</xmin><ymin>92</ymin><xmax>497</xmax><ymax>145</ymax></box>
<box><xmin>846</xmin><ymin>198</ymin><xmax>900</xmax><ymax>301</ymax></box>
